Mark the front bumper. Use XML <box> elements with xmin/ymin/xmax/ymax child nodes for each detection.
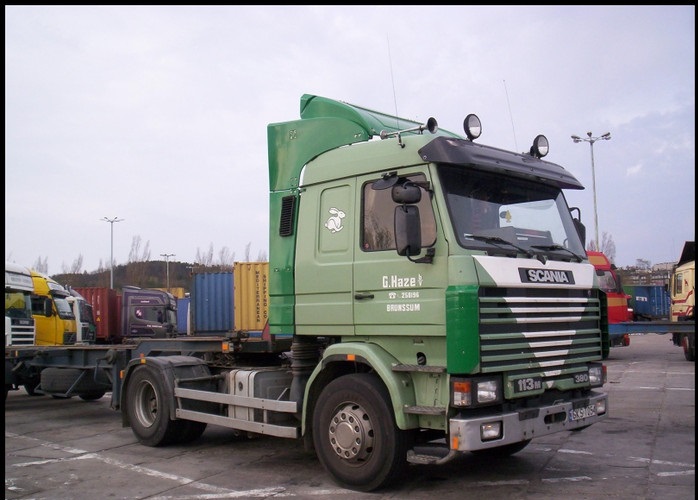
<box><xmin>449</xmin><ymin>391</ymin><xmax>608</xmax><ymax>451</ymax></box>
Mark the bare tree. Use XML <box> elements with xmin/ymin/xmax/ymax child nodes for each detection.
<box><xmin>64</xmin><ymin>255</ymin><xmax>84</xmax><ymax>274</ymax></box>
<box><xmin>635</xmin><ymin>259</ymin><xmax>651</xmax><ymax>270</ymax></box>
<box><xmin>126</xmin><ymin>236</ymin><xmax>152</xmax><ymax>287</ymax></box>
<box><xmin>217</xmin><ymin>246</ymin><xmax>235</xmax><ymax>269</ymax></box>
<box><xmin>128</xmin><ymin>236</ymin><xmax>151</xmax><ymax>263</ymax></box>
<box><xmin>600</xmin><ymin>232</ymin><xmax>616</xmax><ymax>263</ymax></box>
<box><xmin>33</xmin><ymin>257</ymin><xmax>48</xmax><ymax>274</ymax></box>
<box><xmin>587</xmin><ymin>232</ymin><xmax>616</xmax><ymax>263</ymax></box>
<box><xmin>256</xmin><ymin>249</ymin><xmax>268</xmax><ymax>261</ymax></box>
<box><xmin>195</xmin><ymin>243</ymin><xmax>214</xmax><ymax>267</ymax></box>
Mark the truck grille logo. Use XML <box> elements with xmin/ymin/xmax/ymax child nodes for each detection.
<box><xmin>519</xmin><ymin>268</ymin><xmax>575</xmax><ymax>284</ymax></box>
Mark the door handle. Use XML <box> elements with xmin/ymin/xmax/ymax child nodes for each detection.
<box><xmin>354</xmin><ymin>292</ymin><xmax>375</xmax><ymax>300</ymax></box>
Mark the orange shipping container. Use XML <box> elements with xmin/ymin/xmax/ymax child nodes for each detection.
<box><xmin>72</xmin><ymin>287</ymin><xmax>123</xmax><ymax>344</ymax></box>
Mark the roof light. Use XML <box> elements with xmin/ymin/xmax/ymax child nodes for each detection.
<box><xmin>530</xmin><ymin>134</ymin><xmax>549</xmax><ymax>158</ymax></box>
<box><xmin>463</xmin><ymin>114</ymin><xmax>481</xmax><ymax>141</ymax></box>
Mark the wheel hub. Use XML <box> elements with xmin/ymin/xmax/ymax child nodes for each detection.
<box><xmin>328</xmin><ymin>403</ymin><xmax>374</xmax><ymax>461</ymax></box>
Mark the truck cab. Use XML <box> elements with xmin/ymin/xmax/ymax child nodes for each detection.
<box><xmin>66</xmin><ymin>287</ymin><xmax>97</xmax><ymax>344</ymax></box>
<box><xmin>29</xmin><ymin>270</ymin><xmax>78</xmax><ymax>345</ymax></box>
<box><xmin>670</xmin><ymin>241</ymin><xmax>695</xmax><ymax>360</ymax></box>
<box><xmin>121</xmin><ymin>286</ymin><xmax>178</xmax><ymax>339</ymax></box>
<box><xmin>263</xmin><ymin>95</ymin><xmax>608</xmax><ymax>489</ymax></box>
<box><xmin>5</xmin><ymin>262</ymin><xmax>36</xmax><ymax>346</ymax></box>
<box><xmin>588</xmin><ymin>251</ymin><xmax>632</xmax><ymax>346</ymax></box>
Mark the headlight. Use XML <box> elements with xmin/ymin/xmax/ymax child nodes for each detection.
<box><xmin>588</xmin><ymin>363</ymin><xmax>605</xmax><ymax>387</ymax></box>
<box><xmin>452</xmin><ymin>376</ymin><xmax>503</xmax><ymax>408</ymax></box>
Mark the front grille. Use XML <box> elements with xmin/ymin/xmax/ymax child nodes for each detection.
<box><xmin>8</xmin><ymin>323</ymin><xmax>35</xmax><ymax>346</ymax></box>
<box><xmin>479</xmin><ymin>287</ymin><xmax>602</xmax><ymax>388</ymax></box>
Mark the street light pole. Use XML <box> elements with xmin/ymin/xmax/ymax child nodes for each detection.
<box><xmin>102</xmin><ymin>217</ymin><xmax>124</xmax><ymax>289</ymax></box>
<box><xmin>571</xmin><ymin>131</ymin><xmax>611</xmax><ymax>250</ymax></box>
<box><xmin>160</xmin><ymin>253</ymin><xmax>175</xmax><ymax>292</ymax></box>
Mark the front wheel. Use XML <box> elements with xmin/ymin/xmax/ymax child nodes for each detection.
<box><xmin>312</xmin><ymin>373</ymin><xmax>409</xmax><ymax>492</ymax></box>
<box><xmin>125</xmin><ymin>365</ymin><xmax>180</xmax><ymax>446</ymax></box>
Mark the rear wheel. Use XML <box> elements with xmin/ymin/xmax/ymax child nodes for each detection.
<box><xmin>24</xmin><ymin>378</ymin><xmax>42</xmax><ymax>396</ymax></box>
<box><xmin>125</xmin><ymin>365</ymin><xmax>180</xmax><ymax>446</ymax></box>
<box><xmin>312</xmin><ymin>373</ymin><xmax>409</xmax><ymax>492</ymax></box>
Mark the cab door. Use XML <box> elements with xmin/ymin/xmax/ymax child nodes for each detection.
<box><xmin>294</xmin><ymin>179</ymin><xmax>356</xmax><ymax>336</ymax></box>
<box><xmin>352</xmin><ymin>170</ymin><xmax>447</xmax><ymax>339</ymax></box>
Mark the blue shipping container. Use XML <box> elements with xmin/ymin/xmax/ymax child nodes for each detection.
<box><xmin>192</xmin><ymin>272</ymin><xmax>234</xmax><ymax>335</ymax></box>
<box><xmin>624</xmin><ymin>285</ymin><xmax>670</xmax><ymax>320</ymax></box>
<box><xmin>176</xmin><ymin>297</ymin><xmax>190</xmax><ymax>334</ymax></box>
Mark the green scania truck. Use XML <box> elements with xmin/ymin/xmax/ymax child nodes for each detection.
<box><xmin>5</xmin><ymin>94</ymin><xmax>609</xmax><ymax>492</ymax></box>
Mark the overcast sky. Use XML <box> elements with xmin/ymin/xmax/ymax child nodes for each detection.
<box><xmin>5</xmin><ymin>5</ymin><xmax>695</xmax><ymax>275</ymax></box>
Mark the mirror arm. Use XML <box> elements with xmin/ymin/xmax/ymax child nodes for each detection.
<box><xmin>407</xmin><ymin>247</ymin><xmax>435</xmax><ymax>264</ymax></box>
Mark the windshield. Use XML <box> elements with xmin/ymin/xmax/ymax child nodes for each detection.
<box><xmin>81</xmin><ymin>302</ymin><xmax>96</xmax><ymax>326</ymax></box>
<box><xmin>5</xmin><ymin>291</ymin><xmax>32</xmax><ymax>319</ymax></box>
<box><xmin>438</xmin><ymin>165</ymin><xmax>586</xmax><ymax>258</ymax></box>
<box><xmin>54</xmin><ymin>297</ymin><xmax>76</xmax><ymax>319</ymax></box>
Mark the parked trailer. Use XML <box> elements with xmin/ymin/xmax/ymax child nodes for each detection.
<box><xmin>624</xmin><ymin>284</ymin><xmax>670</xmax><ymax>321</ymax></box>
<box><xmin>5</xmin><ymin>94</ymin><xmax>610</xmax><ymax>491</ymax></box>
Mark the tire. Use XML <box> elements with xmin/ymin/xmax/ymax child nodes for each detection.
<box><xmin>24</xmin><ymin>378</ymin><xmax>42</xmax><ymax>396</ymax></box>
<box><xmin>681</xmin><ymin>335</ymin><xmax>695</xmax><ymax>362</ymax></box>
<box><xmin>125</xmin><ymin>365</ymin><xmax>180</xmax><ymax>446</ymax></box>
<box><xmin>312</xmin><ymin>373</ymin><xmax>409</xmax><ymax>492</ymax></box>
<box><xmin>471</xmin><ymin>439</ymin><xmax>531</xmax><ymax>458</ymax></box>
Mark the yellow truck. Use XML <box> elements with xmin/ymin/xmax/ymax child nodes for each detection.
<box><xmin>670</xmin><ymin>241</ymin><xmax>695</xmax><ymax>361</ymax></box>
<box><xmin>29</xmin><ymin>270</ymin><xmax>78</xmax><ymax>346</ymax></box>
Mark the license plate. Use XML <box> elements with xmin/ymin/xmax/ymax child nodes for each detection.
<box><xmin>569</xmin><ymin>404</ymin><xmax>596</xmax><ymax>421</ymax></box>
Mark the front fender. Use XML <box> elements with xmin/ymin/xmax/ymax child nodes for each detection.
<box><xmin>304</xmin><ymin>342</ymin><xmax>418</xmax><ymax>431</ymax></box>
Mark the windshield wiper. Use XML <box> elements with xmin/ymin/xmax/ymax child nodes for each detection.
<box><xmin>531</xmin><ymin>244</ymin><xmax>583</xmax><ymax>262</ymax></box>
<box><xmin>467</xmin><ymin>234</ymin><xmax>535</xmax><ymax>259</ymax></box>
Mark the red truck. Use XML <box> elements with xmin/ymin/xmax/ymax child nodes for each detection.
<box><xmin>588</xmin><ymin>251</ymin><xmax>632</xmax><ymax>347</ymax></box>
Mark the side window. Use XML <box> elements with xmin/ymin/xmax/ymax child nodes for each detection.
<box><xmin>674</xmin><ymin>272</ymin><xmax>684</xmax><ymax>295</ymax></box>
<box><xmin>361</xmin><ymin>174</ymin><xmax>436</xmax><ymax>251</ymax></box>
<box><xmin>30</xmin><ymin>295</ymin><xmax>47</xmax><ymax>315</ymax></box>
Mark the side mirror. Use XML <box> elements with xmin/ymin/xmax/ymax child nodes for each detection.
<box><xmin>44</xmin><ymin>299</ymin><xmax>53</xmax><ymax>317</ymax></box>
<box><xmin>392</xmin><ymin>182</ymin><xmax>422</xmax><ymax>204</ymax></box>
<box><xmin>569</xmin><ymin>207</ymin><xmax>586</xmax><ymax>247</ymax></box>
<box><xmin>395</xmin><ymin>205</ymin><xmax>422</xmax><ymax>257</ymax></box>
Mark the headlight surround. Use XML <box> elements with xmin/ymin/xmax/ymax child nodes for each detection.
<box><xmin>451</xmin><ymin>376</ymin><xmax>503</xmax><ymax>408</ymax></box>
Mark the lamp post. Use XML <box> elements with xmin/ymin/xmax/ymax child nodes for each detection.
<box><xmin>571</xmin><ymin>131</ymin><xmax>611</xmax><ymax>250</ymax></box>
<box><xmin>102</xmin><ymin>217</ymin><xmax>124</xmax><ymax>289</ymax></box>
<box><xmin>160</xmin><ymin>253</ymin><xmax>175</xmax><ymax>292</ymax></box>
